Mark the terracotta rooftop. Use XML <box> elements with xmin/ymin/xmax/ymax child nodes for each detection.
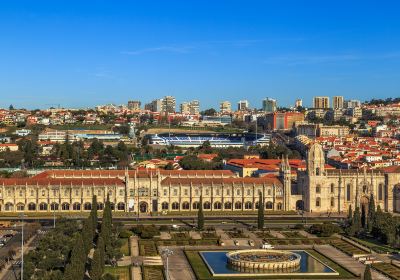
<box><xmin>161</xmin><ymin>176</ymin><xmax>282</xmax><ymax>186</ymax></box>
<box><xmin>0</xmin><ymin>177</ymin><xmax>124</xmax><ymax>186</ymax></box>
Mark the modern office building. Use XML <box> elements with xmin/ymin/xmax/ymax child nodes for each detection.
<box><xmin>262</xmin><ymin>98</ymin><xmax>277</xmax><ymax>113</ymax></box>
<box><xmin>313</xmin><ymin>96</ymin><xmax>330</xmax><ymax>109</ymax></box>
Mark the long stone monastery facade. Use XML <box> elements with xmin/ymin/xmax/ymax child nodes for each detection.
<box><xmin>0</xmin><ymin>143</ymin><xmax>399</xmax><ymax>214</ymax></box>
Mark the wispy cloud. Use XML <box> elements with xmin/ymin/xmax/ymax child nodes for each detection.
<box><xmin>121</xmin><ymin>46</ymin><xmax>194</xmax><ymax>55</ymax></box>
<box><xmin>264</xmin><ymin>54</ymin><xmax>359</xmax><ymax>65</ymax></box>
<box><xmin>263</xmin><ymin>51</ymin><xmax>400</xmax><ymax>66</ymax></box>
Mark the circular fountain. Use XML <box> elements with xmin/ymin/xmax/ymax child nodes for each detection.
<box><xmin>226</xmin><ymin>249</ymin><xmax>301</xmax><ymax>270</ymax></box>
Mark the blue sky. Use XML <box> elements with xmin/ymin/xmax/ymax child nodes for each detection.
<box><xmin>1</xmin><ymin>1</ymin><xmax>400</xmax><ymax>109</ymax></box>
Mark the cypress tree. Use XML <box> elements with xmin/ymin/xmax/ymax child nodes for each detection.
<box><xmin>197</xmin><ymin>196</ymin><xmax>204</xmax><ymax>230</ymax></box>
<box><xmin>64</xmin><ymin>234</ymin><xmax>86</xmax><ymax>280</ymax></box>
<box><xmin>367</xmin><ymin>193</ymin><xmax>376</xmax><ymax>232</ymax></box>
<box><xmin>361</xmin><ymin>206</ymin><xmax>367</xmax><ymax>229</ymax></box>
<box><xmin>257</xmin><ymin>192</ymin><xmax>264</xmax><ymax>230</ymax></box>
<box><xmin>97</xmin><ymin>236</ymin><xmax>105</xmax><ymax>269</ymax></box>
<box><xmin>352</xmin><ymin>207</ymin><xmax>362</xmax><ymax>236</ymax></box>
<box><xmin>363</xmin><ymin>265</ymin><xmax>372</xmax><ymax>280</ymax></box>
<box><xmin>90</xmin><ymin>248</ymin><xmax>103</xmax><ymax>280</ymax></box>
<box><xmin>91</xmin><ymin>195</ymin><xmax>98</xmax><ymax>233</ymax></box>
<box><xmin>101</xmin><ymin>194</ymin><xmax>113</xmax><ymax>257</ymax></box>
<box><xmin>348</xmin><ymin>204</ymin><xmax>353</xmax><ymax>221</ymax></box>
<box><xmin>82</xmin><ymin>217</ymin><xmax>94</xmax><ymax>254</ymax></box>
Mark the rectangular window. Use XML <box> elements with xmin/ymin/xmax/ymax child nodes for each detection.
<box><xmin>163</xmin><ymin>189</ymin><xmax>167</xmax><ymax>196</ymax></box>
<box><xmin>173</xmin><ymin>189</ymin><xmax>178</xmax><ymax>196</ymax></box>
<box><xmin>226</xmin><ymin>189</ymin><xmax>230</xmax><ymax>196</ymax></box>
<box><xmin>184</xmin><ymin>189</ymin><xmax>188</xmax><ymax>196</ymax></box>
<box><xmin>130</xmin><ymin>189</ymin><xmax>135</xmax><ymax>197</ymax></box>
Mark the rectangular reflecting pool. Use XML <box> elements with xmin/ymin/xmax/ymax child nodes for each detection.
<box><xmin>200</xmin><ymin>250</ymin><xmax>339</xmax><ymax>277</ymax></box>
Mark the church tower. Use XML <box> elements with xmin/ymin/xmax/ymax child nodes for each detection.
<box><xmin>307</xmin><ymin>142</ymin><xmax>325</xmax><ymax>176</ymax></box>
<box><xmin>280</xmin><ymin>155</ymin><xmax>291</xmax><ymax>211</ymax></box>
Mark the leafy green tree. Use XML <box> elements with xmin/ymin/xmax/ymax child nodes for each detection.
<box><xmin>363</xmin><ymin>265</ymin><xmax>372</xmax><ymax>280</ymax></box>
<box><xmin>257</xmin><ymin>192</ymin><xmax>264</xmax><ymax>230</ymax></box>
<box><xmin>197</xmin><ymin>196</ymin><xmax>204</xmax><ymax>230</ymax></box>
<box><xmin>101</xmin><ymin>195</ymin><xmax>113</xmax><ymax>259</ymax></box>
<box><xmin>367</xmin><ymin>193</ymin><xmax>376</xmax><ymax>232</ymax></box>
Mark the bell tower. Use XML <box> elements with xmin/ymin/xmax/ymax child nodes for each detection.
<box><xmin>307</xmin><ymin>142</ymin><xmax>325</xmax><ymax>176</ymax></box>
<box><xmin>280</xmin><ymin>155</ymin><xmax>292</xmax><ymax>211</ymax></box>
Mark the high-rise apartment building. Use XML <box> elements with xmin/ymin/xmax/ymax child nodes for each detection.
<box><xmin>295</xmin><ymin>99</ymin><xmax>303</xmax><ymax>108</ymax></box>
<box><xmin>332</xmin><ymin>96</ymin><xmax>344</xmax><ymax>109</ymax></box>
<box><xmin>313</xmin><ymin>96</ymin><xmax>330</xmax><ymax>109</ymax></box>
<box><xmin>220</xmin><ymin>101</ymin><xmax>232</xmax><ymax>113</ymax></box>
<box><xmin>145</xmin><ymin>98</ymin><xmax>163</xmax><ymax>112</ymax></box>
<box><xmin>344</xmin><ymin>99</ymin><xmax>361</xmax><ymax>109</ymax></box>
<box><xmin>180</xmin><ymin>100</ymin><xmax>200</xmax><ymax>114</ymax></box>
<box><xmin>127</xmin><ymin>100</ymin><xmax>141</xmax><ymax>110</ymax></box>
<box><xmin>262</xmin><ymin>98</ymin><xmax>277</xmax><ymax>113</ymax></box>
<box><xmin>161</xmin><ymin>96</ymin><xmax>176</xmax><ymax>113</ymax></box>
<box><xmin>237</xmin><ymin>100</ymin><xmax>249</xmax><ymax>111</ymax></box>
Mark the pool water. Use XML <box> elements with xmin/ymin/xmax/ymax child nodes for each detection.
<box><xmin>200</xmin><ymin>250</ymin><xmax>338</xmax><ymax>276</ymax></box>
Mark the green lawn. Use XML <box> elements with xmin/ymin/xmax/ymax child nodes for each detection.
<box><xmin>184</xmin><ymin>249</ymin><xmax>357</xmax><ymax>280</ymax></box>
<box><xmin>120</xmin><ymin>238</ymin><xmax>130</xmax><ymax>256</ymax></box>
<box><xmin>329</xmin><ymin>239</ymin><xmax>368</xmax><ymax>256</ymax></box>
<box><xmin>104</xmin><ymin>266</ymin><xmax>131</xmax><ymax>280</ymax></box>
<box><xmin>350</xmin><ymin>236</ymin><xmax>395</xmax><ymax>254</ymax></box>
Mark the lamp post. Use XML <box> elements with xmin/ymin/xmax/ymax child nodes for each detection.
<box><xmin>161</xmin><ymin>248</ymin><xmax>173</xmax><ymax>280</ymax></box>
<box><xmin>19</xmin><ymin>213</ymin><xmax>26</xmax><ymax>280</ymax></box>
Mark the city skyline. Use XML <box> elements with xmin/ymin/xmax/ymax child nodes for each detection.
<box><xmin>1</xmin><ymin>1</ymin><xmax>400</xmax><ymax>109</ymax></box>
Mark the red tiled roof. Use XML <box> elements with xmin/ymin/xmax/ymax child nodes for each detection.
<box><xmin>161</xmin><ymin>176</ymin><xmax>282</xmax><ymax>186</ymax></box>
<box><xmin>0</xmin><ymin>177</ymin><xmax>124</xmax><ymax>186</ymax></box>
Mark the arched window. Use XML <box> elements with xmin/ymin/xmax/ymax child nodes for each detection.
<box><xmin>255</xmin><ymin>202</ymin><xmax>260</xmax><ymax>209</ymax></box>
<box><xmin>162</xmin><ymin>202</ymin><xmax>169</xmax><ymax>210</ymax></box>
<box><xmin>330</xmin><ymin>183</ymin><xmax>334</xmax><ymax>193</ymax></box>
<box><xmin>378</xmin><ymin>184</ymin><xmax>383</xmax><ymax>201</ymax></box>
<box><xmin>62</xmin><ymin>203</ymin><xmax>70</xmax><ymax>211</ymax></box>
<box><xmin>28</xmin><ymin>203</ymin><xmax>36</xmax><ymax>211</ymax></box>
<box><xmin>50</xmin><ymin>203</ymin><xmax>59</xmax><ymax>211</ymax></box>
<box><xmin>172</xmin><ymin>202</ymin><xmax>180</xmax><ymax>210</ymax></box>
<box><xmin>316</xmin><ymin>197</ymin><xmax>321</xmax><ymax>207</ymax></box>
<box><xmin>97</xmin><ymin>203</ymin><xmax>104</xmax><ymax>210</ymax></box>
<box><xmin>73</xmin><ymin>202</ymin><xmax>81</xmax><ymax>211</ymax></box>
<box><xmin>182</xmin><ymin>202</ymin><xmax>190</xmax><ymax>210</ymax></box>
<box><xmin>236</xmin><ymin>189</ymin><xmax>241</xmax><ymax>196</ymax></box>
<box><xmin>316</xmin><ymin>185</ymin><xmax>321</xmax><ymax>194</ymax></box>
<box><xmin>117</xmin><ymin>202</ymin><xmax>125</xmax><ymax>211</ymax></box>
<box><xmin>346</xmin><ymin>184</ymin><xmax>351</xmax><ymax>201</ymax></box>
<box><xmin>224</xmin><ymin>202</ymin><xmax>232</xmax><ymax>209</ymax></box>
<box><xmin>17</xmin><ymin>203</ymin><xmax>25</xmax><ymax>211</ymax></box>
<box><xmin>203</xmin><ymin>202</ymin><xmax>211</xmax><ymax>210</ymax></box>
<box><xmin>276</xmin><ymin>187</ymin><xmax>283</xmax><ymax>196</ymax></box>
<box><xmin>39</xmin><ymin>203</ymin><xmax>48</xmax><ymax>211</ymax></box>
<box><xmin>277</xmin><ymin>202</ymin><xmax>283</xmax><ymax>210</ymax></box>
<box><xmin>5</xmin><ymin>203</ymin><xmax>13</xmax><ymax>211</ymax></box>
<box><xmin>316</xmin><ymin>167</ymin><xmax>320</xmax><ymax>176</ymax></box>
<box><xmin>267</xmin><ymin>189</ymin><xmax>271</xmax><ymax>196</ymax></box>
<box><xmin>110</xmin><ymin>203</ymin><xmax>115</xmax><ymax>210</ymax></box>
<box><xmin>244</xmin><ymin>202</ymin><xmax>252</xmax><ymax>210</ymax></box>
<box><xmin>330</xmin><ymin>197</ymin><xmax>335</xmax><ymax>207</ymax></box>
<box><xmin>84</xmin><ymin>202</ymin><xmax>92</xmax><ymax>210</ymax></box>
<box><xmin>266</xmin><ymin>201</ymin><xmax>273</xmax><ymax>209</ymax></box>
<box><xmin>192</xmin><ymin>202</ymin><xmax>199</xmax><ymax>210</ymax></box>
<box><xmin>234</xmin><ymin>202</ymin><xmax>242</xmax><ymax>210</ymax></box>
<box><xmin>214</xmin><ymin>202</ymin><xmax>222</xmax><ymax>210</ymax></box>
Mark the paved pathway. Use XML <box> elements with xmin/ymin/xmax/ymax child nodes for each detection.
<box><xmin>270</xmin><ymin>230</ymin><xmax>285</xmax><ymax>238</ymax></box>
<box><xmin>130</xmin><ymin>235</ymin><xmax>139</xmax><ymax>257</ymax></box>
<box><xmin>189</xmin><ymin>231</ymin><xmax>201</xmax><ymax>239</ymax></box>
<box><xmin>316</xmin><ymin>245</ymin><xmax>390</xmax><ymax>280</ymax></box>
<box><xmin>159</xmin><ymin>246</ymin><xmax>196</xmax><ymax>280</ymax></box>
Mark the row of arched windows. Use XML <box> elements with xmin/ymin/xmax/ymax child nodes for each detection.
<box><xmin>2</xmin><ymin>202</ymin><xmax>126</xmax><ymax>211</ymax></box>
<box><xmin>161</xmin><ymin>201</ymin><xmax>282</xmax><ymax>210</ymax></box>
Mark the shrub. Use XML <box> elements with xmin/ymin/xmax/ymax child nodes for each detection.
<box><xmin>309</xmin><ymin>223</ymin><xmax>340</xmax><ymax>237</ymax></box>
<box><xmin>119</xmin><ymin>230</ymin><xmax>133</xmax><ymax>238</ymax></box>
